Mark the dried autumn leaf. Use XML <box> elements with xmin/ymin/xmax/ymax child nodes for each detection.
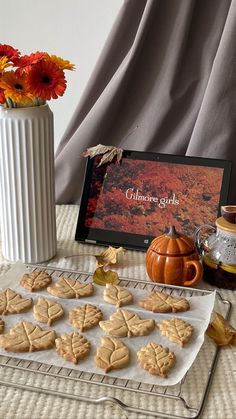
<box><xmin>206</xmin><ymin>312</ymin><xmax>236</xmax><ymax>346</ymax></box>
<box><xmin>69</xmin><ymin>304</ymin><xmax>103</xmax><ymax>331</ymax></box>
<box><xmin>137</xmin><ymin>342</ymin><xmax>176</xmax><ymax>378</ymax></box>
<box><xmin>0</xmin><ymin>321</ymin><xmax>56</xmax><ymax>352</ymax></box>
<box><xmin>139</xmin><ymin>291</ymin><xmax>190</xmax><ymax>313</ymax></box>
<box><xmin>33</xmin><ymin>297</ymin><xmax>64</xmax><ymax>326</ymax></box>
<box><xmin>47</xmin><ymin>277</ymin><xmax>94</xmax><ymax>299</ymax></box>
<box><xmin>0</xmin><ymin>319</ymin><xmax>4</xmax><ymax>334</ymax></box>
<box><xmin>82</xmin><ymin>144</ymin><xmax>123</xmax><ymax>166</ymax></box>
<box><xmin>93</xmin><ymin>267</ymin><xmax>119</xmax><ymax>286</ymax></box>
<box><xmin>157</xmin><ymin>318</ymin><xmax>194</xmax><ymax>347</ymax></box>
<box><xmin>99</xmin><ymin>308</ymin><xmax>155</xmax><ymax>337</ymax></box>
<box><xmin>55</xmin><ymin>332</ymin><xmax>91</xmax><ymax>364</ymax></box>
<box><xmin>94</xmin><ymin>336</ymin><xmax>130</xmax><ymax>373</ymax></box>
<box><xmin>0</xmin><ymin>288</ymin><xmax>32</xmax><ymax>315</ymax></box>
<box><xmin>104</xmin><ymin>284</ymin><xmax>133</xmax><ymax>307</ymax></box>
<box><xmin>95</xmin><ymin>246</ymin><xmax>126</xmax><ymax>268</ymax></box>
<box><xmin>20</xmin><ymin>271</ymin><xmax>52</xmax><ymax>291</ymax></box>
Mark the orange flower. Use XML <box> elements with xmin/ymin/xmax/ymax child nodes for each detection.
<box><xmin>46</xmin><ymin>54</ymin><xmax>75</xmax><ymax>71</ymax></box>
<box><xmin>27</xmin><ymin>60</ymin><xmax>66</xmax><ymax>100</ymax></box>
<box><xmin>0</xmin><ymin>71</ymin><xmax>34</xmax><ymax>105</ymax></box>
<box><xmin>0</xmin><ymin>87</ymin><xmax>6</xmax><ymax>104</ymax></box>
<box><xmin>0</xmin><ymin>56</ymin><xmax>10</xmax><ymax>73</ymax></box>
<box><xmin>14</xmin><ymin>52</ymin><xmax>46</xmax><ymax>74</ymax></box>
<box><xmin>0</xmin><ymin>44</ymin><xmax>20</xmax><ymax>61</ymax></box>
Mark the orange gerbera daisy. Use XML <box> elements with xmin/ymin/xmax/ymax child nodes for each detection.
<box><xmin>0</xmin><ymin>71</ymin><xmax>34</xmax><ymax>105</ymax></box>
<box><xmin>46</xmin><ymin>54</ymin><xmax>75</xmax><ymax>71</ymax></box>
<box><xmin>0</xmin><ymin>56</ymin><xmax>10</xmax><ymax>73</ymax></box>
<box><xmin>14</xmin><ymin>51</ymin><xmax>46</xmax><ymax>74</ymax></box>
<box><xmin>0</xmin><ymin>44</ymin><xmax>20</xmax><ymax>60</ymax></box>
<box><xmin>27</xmin><ymin>60</ymin><xmax>66</xmax><ymax>100</ymax></box>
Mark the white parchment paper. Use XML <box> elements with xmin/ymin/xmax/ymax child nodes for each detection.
<box><xmin>0</xmin><ymin>262</ymin><xmax>216</xmax><ymax>386</ymax></box>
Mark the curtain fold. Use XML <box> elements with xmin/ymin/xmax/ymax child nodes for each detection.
<box><xmin>55</xmin><ymin>0</ymin><xmax>235</xmax><ymax>204</ymax></box>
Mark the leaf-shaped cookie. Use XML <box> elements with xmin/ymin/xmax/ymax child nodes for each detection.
<box><xmin>20</xmin><ymin>271</ymin><xmax>52</xmax><ymax>291</ymax></box>
<box><xmin>55</xmin><ymin>332</ymin><xmax>91</xmax><ymax>364</ymax></box>
<box><xmin>99</xmin><ymin>308</ymin><xmax>155</xmax><ymax>337</ymax></box>
<box><xmin>157</xmin><ymin>318</ymin><xmax>194</xmax><ymax>347</ymax></box>
<box><xmin>0</xmin><ymin>321</ymin><xmax>56</xmax><ymax>352</ymax></box>
<box><xmin>95</xmin><ymin>246</ymin><xmax>126</xmax><ymax>268</ymax></box>
<box><xmin>94</xmin><ymin>336</ymin><xmax>130</xmax><ymax>373</ymax></box>
<box><xmin>69</xmin><ymin>304</ymin><xmax>103</xmax><ymax>331</ymax></box>
<box><xmin>0</xmin><ymin>319</ymin><xmax>4</xmax><ymax>334</ymax></box>
<box><xmin>137</xmin><ymin>342</ymin><xmax>176</xmax><ymax>377</ymax></box>
<box><xmin>0</xmin><ymin>288</ymin><xmax>32</xmax><ymax>315</ymax></box>
<box><xmin>33</xmin><ymin>297</ymin><xmax>64</xmax><ymax>326</ymax></box>
<box><xmin>103</xmin><ymin>284</ymin><xmax>133</xmax><ymax>307</ymax></box>
<box><xmin>93</xmin><ymin>267</ymin><xmax>119</xmax><ymax>286</ymax></box>
<box><xmin>47</xmin><ymin>277</ymin><xmax>94</xmax><ymax>299</ymax></box>
<box><xmin>139</xmin><ymin>291</ymin><xmax>190</xmax><ymax>313</ymax></box>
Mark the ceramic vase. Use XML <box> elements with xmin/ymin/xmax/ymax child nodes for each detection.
<box><xmin>0</xmin><ymin>104</ymin><xmax>57</xmax><ymax>263</ymax></box>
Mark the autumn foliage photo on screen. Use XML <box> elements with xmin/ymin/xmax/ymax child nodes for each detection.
<box><xmin>84</xmin><ymin>156</ymin><xmax>224</xmax><ymax>238</ymax></box>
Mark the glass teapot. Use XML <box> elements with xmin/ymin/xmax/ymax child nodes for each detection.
<box><xmin>195</xmin><ymin>206</ymin><xmax>236</xmax><ymax>290</ymax></box>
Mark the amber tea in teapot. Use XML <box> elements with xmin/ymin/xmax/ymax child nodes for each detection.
<box><xmin>196</xmin><ymin>205</ymin><xmax>236</xmax><ymax>290</ymax></box>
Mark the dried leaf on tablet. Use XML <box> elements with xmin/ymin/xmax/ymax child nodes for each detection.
<box><xmin>93</xmin><ymin>267</ymin><xmax>119</xmax><ymax>286</ymax></box>
<box><xmin>206</xmin><ymin>312</ymin><xmax>236</xmax><ymax>346</ymax></box>
<box><xmin>95</xmin><ymin>246</ymin><xmax>126</xmax><ymax>268</ymax></box>
<box><xmin>82</xmin><ymin>144</ymin><xmax>123</xmax><ymax>166</ymax></box>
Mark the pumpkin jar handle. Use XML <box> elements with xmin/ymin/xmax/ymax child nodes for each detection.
<box><xmin>184</xmin><ymin>260</ymin><xmax>203</xmax><ymax>286</ymax></box>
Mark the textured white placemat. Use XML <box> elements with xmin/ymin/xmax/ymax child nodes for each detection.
<box><xmin>0</xmin><ymin>205</ymin><xmax>235</xmax><ymax>419</ymax></box>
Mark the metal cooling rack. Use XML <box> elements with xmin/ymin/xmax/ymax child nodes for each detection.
<box><xmin>0</xmin><ymin>265</ymin><xmax>232</xmax><ymax>419</ymax></box>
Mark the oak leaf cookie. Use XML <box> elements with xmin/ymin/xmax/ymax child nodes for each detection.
<box><xmin>69</xmin><ymin>304</ymin><xmax>103</xmax><ymax>332</ymax></box>
<box><xmin>139</xmin><ymin>290</ymin><xmax>190</xmax><ymax>313</ymax></box>
<box><xmin>103</xmin><ymin>284</ymin><xmax>133</xmax><ymax>308</ymax></box>
<box><xmin>55</xmin><ymin>332</ymin><xmax>91</xmax><ymax>364</ymax></box>
<box><xmin>94</xmin><ymin>336</ymin><xmax>130</xmax><ymax>373</ymax></box>
<box><xmin>0</xmin><ymin>321</ymin><xmax>56</xmax><ymax>352</ymax></box>
<box><xmin>33</xmin><ymin>297</ymin><xmax>64</xmax><ymax>326</ymax></box>
<box><xmin>47</xmin><ymin>277</ymin><xmax>94</xmax><ymax>299</ymax></box>
<box><xmin>137</xmin><ymin>342</ymin><xmax>176</xmax><ymax>378</ymax></box>
<box><xmin>99</xmin><ymin>308</ymin><xmax>155</xmax><ymax>337</ymax></box>
<box><xmin>0</xmin><ymin>288</ymin><xmax>32</xmax><ymax>315</ymax></box>
<box><xmin>157</xmin><ymin>318</ymin><xmax>194</xmax><ymax>347</ymax></box>
<box><xmin>20</xmin><ymin>271</ymin><xmax>52</xmax><ymax>291</ymax></box>
<box><xmin>0</xmin><ymin>319</ymin><xmax>4</xmax><ymax>334</ymax></box>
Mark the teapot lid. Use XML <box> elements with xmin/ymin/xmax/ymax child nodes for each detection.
<box><xmin>216</xmin><ymin>216</ymin><xmax>236</xmax><ymax>233</ymax></box>
<box><xmin>150</xmin><ymin>226</ymin><xmax>195</xmax><ymax>255</ymax></box>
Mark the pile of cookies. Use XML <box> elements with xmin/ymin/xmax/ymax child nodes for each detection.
<box><xmin>0</xmin><ymin>271</ymin><xmax>194</xmax><ymax>379</ymax></box>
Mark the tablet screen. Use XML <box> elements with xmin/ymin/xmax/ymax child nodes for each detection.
<box><xmin>75</xmin><ymin>150</ymin><xmax>231</xmax><ymax>250</ymax></box>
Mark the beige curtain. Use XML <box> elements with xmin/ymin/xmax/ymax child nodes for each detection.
<box><xmin>55</xmin><ymin>0</ymin><xmax>236</xmax><ymax>204</ymax></box>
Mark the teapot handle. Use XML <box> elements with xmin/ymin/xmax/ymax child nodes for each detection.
<box><xmin>184</xmin><ymin>260</ymin><xmax>203</xmax><ymax>286</ymax></box>
<box><xmin>194</xmin><ymin>224</ymin><xmax>216</xmax><ymax>255</ymax></box>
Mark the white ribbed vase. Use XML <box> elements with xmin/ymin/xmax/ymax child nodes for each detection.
<box><xmin>0</xmin><ymin>104</ymin><xmax>57</xmax><ymax>263</ymax></box>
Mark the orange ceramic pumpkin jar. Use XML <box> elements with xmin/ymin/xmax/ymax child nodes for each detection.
<box><xmin>146</xmin><ymin>226</ymin><xmax>203</xmax><ymax>286</ymax></box>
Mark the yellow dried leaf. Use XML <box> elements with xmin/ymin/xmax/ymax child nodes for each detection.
<box><xmin>93</xmin><ymin>267</ymin><xmax>119</xmax><ymax>286</ymax></box>
<box><xmin>95</xmin><ymin>246</ymin><xmax>126</xmax><ymax>268</ymax></box>
<box><xmin>206</xmin><ymin>312</ymin><xmax>236</xmax><ymax>346</ymax></box>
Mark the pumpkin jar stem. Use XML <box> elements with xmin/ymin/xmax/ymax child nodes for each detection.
<box><xmin>167</xmin><ymin>226</ymin><xmax>180</xmax><ymax>239</ymax></box>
